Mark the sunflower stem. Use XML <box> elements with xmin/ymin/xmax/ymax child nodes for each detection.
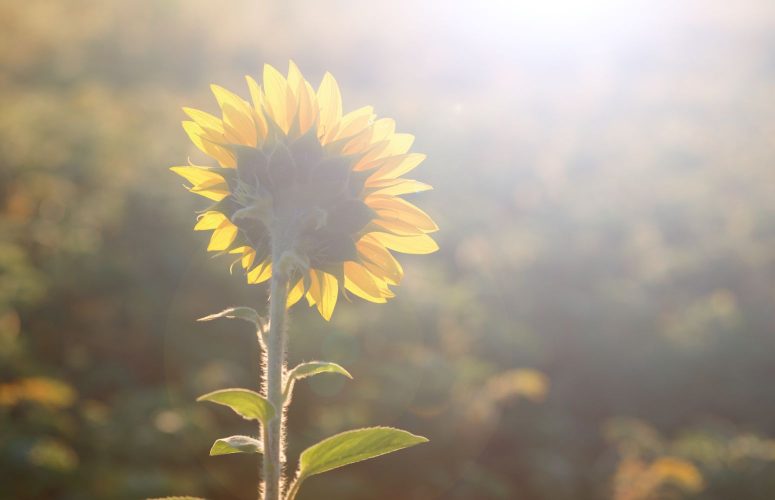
<box><xmin>262</xmin><ymin>265</ymin><xmax>289</xmax><ymax>500</ymax></box>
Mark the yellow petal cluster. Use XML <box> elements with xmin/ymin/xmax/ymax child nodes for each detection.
<box><xmin>172</xmin><ymin>62</ymin><xmax>438</xmax><ymax>320</ymax></box>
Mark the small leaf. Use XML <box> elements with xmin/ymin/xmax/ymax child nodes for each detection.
<box><xmin>197</xmin><ymin>307</ymin><xmax>263</xmax><ymax>328</ymax></box>
<box><xmin>209</xmin><ymin>435</ymin><xmax>263</xmax><ymax>456</ymax></box>
<box><xmin>284</xmin><ymin>361</ymin><xmax>353</xmax><ymax>402</ymax></box>
<box><xmin>197</xmin><ymin>388</ymin><xmax>275</xmax><ymax>424</ymax></box>
<box><xmin>297</xmin><ymin>427</ymin><xmax>428</xmax><ymax>480</ymax></box>
<box><xmin>288</xmin><ymin>361</ymin><xmax>352</xmax><ymax>384</ymax></box>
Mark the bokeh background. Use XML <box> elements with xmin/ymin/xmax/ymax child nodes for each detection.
<box><xmin>2</xmin><ymin>0</ymin><xmax>775</xmax><ymax>499</ymax></box>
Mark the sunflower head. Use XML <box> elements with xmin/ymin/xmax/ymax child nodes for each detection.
<box><xmin>172</xmin><ymin>61</ymin><xmax>438</xmax><ymax>320</ymax></box>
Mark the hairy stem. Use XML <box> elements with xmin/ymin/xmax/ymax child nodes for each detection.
<box><xmin>262</xmin><ymin>267</ymin><xmax>289</xmax><ymax>500</ymax></box>
<box><xmin>285</xmin><ymin>476</ymin><xmax>301</xmax><ymax>500</ymax></box>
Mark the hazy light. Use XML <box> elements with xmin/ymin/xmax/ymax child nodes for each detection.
<box><xmin>435</xmin><ymin>0</ymin><xmax>668</xmax><ymax>52</ymax></box>
<box><xmin>487</xmin><ymin>0</ymin><xmax>630</xmax><ymax>26</ymax></box>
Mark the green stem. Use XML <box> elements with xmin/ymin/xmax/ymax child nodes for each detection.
<box><xmin>262</xmin><ymin>267</ymin><xmax>289</xmax><ymax>500</ymax></box>
<box><xmin>285</xmin><ymin>476</ymin><xmax>302</xmax><ymax>500</ymax></box>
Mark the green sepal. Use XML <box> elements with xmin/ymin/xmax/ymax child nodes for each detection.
<box><xmin>197</xmin><ymin>388</ymin><xmax>275</xmax><ymax>425</ymax></box>
<box><xmin>310</xmin><ymin>155</ymin><xmax>352</xmax><ymax>185</ymax></box>
<box><xmin>209</xmin><ymin>435</ymin><xmax>263</xmax><ymax>456</ymax></box>
<box><xmin>311</xmin><ymin>233</ymin><xmax>358</xmax><ymax>267</ymax></box>
<box><xmin>196</xmin><ymin>195</ymin><xmax>238</xmax><ymax>217</ymax></box>
<box><xmin>261</xmin><ymin>113</ymin><xmax>288</xmax><ymax>146</ymax></box>
<box><xmin>289</xmin><ymin>127</ymin><xmax>324</xmax><ymax>181</ymax></box>
<box><xmin>228</xmin><ymin>144</ymin><xmax>270</xmax><ymax>188</ymax></box>
<box><xmin>267</xmin><ymin>142</ymin><xmax>295</xmax><ymax>190</ymax></box>
<box><xmin>327</xmin><ymin>199</ymin><xmax>376</xmax><ymax>235</ymax></box>
<box><xmin>348</xmin><ymin>169</ymin><xmax>372</xmax><ymax>197</ymax></box>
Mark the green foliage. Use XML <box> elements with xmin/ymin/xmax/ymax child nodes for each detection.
<box><xmin>292</xmin><ymin>427</ymin><xmax>428</xmax><ymax>490</ymax></box>
<box><xmin>197</xmin><ymin>389</ymin><xmax>275</xmax><ymax>424</ymax></box>
<box><xmin>283</xmin><ymin>361</ymin><xmax>352</xmax><ymax>402</ymax></box>
<box><xmin>2</xmin><ymin>0</ymin><xmax>775</xmax><ymax>499</ymax></box>
<box><xmin>209</xmin><ymin>435</ymin><xmax>263</xmax><ymax>456</ymax></box>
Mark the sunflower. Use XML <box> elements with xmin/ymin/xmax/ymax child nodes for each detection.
<box><xmin>171</xmin><ymin>62</ymin><xmax>438</xmax><ymax>320</ymax></box>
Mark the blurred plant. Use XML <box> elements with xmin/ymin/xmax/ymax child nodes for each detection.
<box><xmin>606</xmin><ymin>418</ymin><xmax>775</xmax><ymax>500</ymax></box>
<box><xmin>0</xmin><ymin>376</ymin><xmax>76</xmax><ymax>408</ymax></box>
<box><xmin>464</xmin><ymin>368</ymin><xmax>549</xmax><ymax>429</ymax></box>
<box><xmin>165</xmin><ymin>61</ymin><xmax>437</xmax><ymax>500</ymax></box>
<box><xmin>606</xmin><ymin>418</ymin><xmax>703</xmax><ymax>500</ymax></box>
<box><xmin>611</xmin><ymin>455</ymin><xmax>703</xmax><ymax>500</ymax></box>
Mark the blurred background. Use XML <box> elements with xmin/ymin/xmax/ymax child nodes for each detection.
<box><xmin>1</xmin><ymin>0</ymin><xmax>774</xmax><ymax>498</ymax></box>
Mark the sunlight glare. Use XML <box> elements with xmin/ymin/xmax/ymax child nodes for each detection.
<box><xmin>442</xmin><ymin>0</ymin><xmax>666</xmax><ymax>51</ymax></box>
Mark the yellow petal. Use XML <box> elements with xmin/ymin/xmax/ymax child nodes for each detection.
<box><xmin>228</xmin><ymin>245</ymin><xmax>256</xmax><ymax>269</ymax></box>
<box><xmin>247</xmin><ymin>261</ymin><xmax>272</xmax><ymax>284</ymax></box>
<box><xmin>287</xmin><ymin>60</ymin><xmax>304</xmax><ymax>92</ymax></box>
<box><xmin>221</xmin><ymin>103</ymin><xmax>257</xmax><ymax>146</ymax></box>
<box><xmin>181</xmin><ymin>121</ymin><xmax>236</xmax><ymax>167</ymax></box>
<box><xmin>317</xmin><ymin>271</ymin><xmax>338</xmax><ymax>320</ymax></box>
<box><xmin>286</xmin><ymin>279</ymin><xmax>305</xmax><ymax>308</ymax></box>
<box><xmin>263</xmin><ymin>64</ymin><xmax>293</xmax><ymax>134</ymax></box>
<box><xmin>246</xmin><ymin>76</ymin><xmax>263</xmax><ymax>111</ymax></box>
<box><xmin>189</xmin><ymin>176</ymin><xmax>227</xmax><ymax>193</ymax></box>
<box><xmin>366</xmin><ymin>153</ymin><xmax>426</xmax><ymax>180</ymax></box>
<box><xmin>369</xmin><ymin>232</ymin><xmax>439</xmax><ymax>254</ymax></box>
<box><xmin>189</xmin><ymin>185</ymin><xmax>230</xmax><ymax>202</ymax></box>
<box><xmin>240</xmin><ymin>247</ymin><xmax>256</xmax><ymax>269</ymax></box>
<box><xmin>181</xmin><ymin>121</ymin><xmax>210</xmax><ymax>153</ymax></box>
<box><xmin>288</xmin><ymin>62</ymin><xmax>317</xmax><ymax>135</ymax></box>
<box><xmin>365</xmin><ymin>178</ymin><xmax>433</xmax><ymax>197</ymax></box>
<box><xmin>170</xmin><ymin>165</ymin><xmax>224</xmax><ymax>186</ymax></box>
<box><xmin>208</xmin><ymin>219</ymin><xmax>238</xmax><ymax>251</ymax></box>
<box><xmin>343</xmin><ymin>262</ymin><xmax>392</xmax><ymax>303</ymax></box>
<box><xmin>381</xmin><ymin>133</ymin><xmax>415</xmax><ymax>157</ymax></box>
<box><xmin>171</xmin><ymin>166</ymin><xmax>230</xmax><ymax>201</ymax></box>
<box><xmin>370</xmin><ymin>118</ymin><xmax>396</xmax><ymax>142</ymax></box>
<box><xmin>306</xmin><ymin>270</ymin><xmax>321</xmax><ymax>306</ymax></box>
<box><xmin>357</xmin><ymin>238</ymin><xmax>403</xmax><ymax>285</ymax></box>
<box><xmin>354</xmin><ymin>133</ymin><xmax>415</xmax><ymax>170</ymax></box>
<box><xmin>245</xmin><ymin>76</ymin><xmax>269</xmax><ymax>143</ymax></box>
<box><xmin>211</xmin><ymin>84</ymin><xmax>251</xmax><ymax>112</ymax></box>
<box><xmin>192</xmin><ymin>189</ymin><xmax>227</xmax><ymax>201</ymax></box>
<box><xmin>341</xmin><ymin>127</ymin><xmax>377</xmax><ymax>156</ymax></box>
<box><xmin>303</xmin><ymin>81</ymin><xmax>320</xmax><ymax>134</ymax></box>
<box><xmin>183</xmin><ymin>107</ymin><xmax>226</xmax><ymax>135</ymax></box>
<box><xmin>372</xmin><ymin>218</ymin><xmax>426</xmax><ymax>236</ymax></box>
<box><xmin>194</xmin><ymin>211</ymin><xmax>226</xmax><ymax>230</ymax></box>
<box><xmin>210</xmin><ymin>85</ymin><xmax>257</xmax><ymax>146</ymax></box>
<box><xmin>367</xmin><ymin>196</ymin><xmax>438</xmax><ymax>232</ymax></box>
<box><xmin>333</xmin><ymin>106</ymin><xmax>375</xmax><ymax>141</ymax></box>
<box><xmin>317</xmin><ymin>72</ymin><xmax>342</xmax><ymax>142</ymax></box>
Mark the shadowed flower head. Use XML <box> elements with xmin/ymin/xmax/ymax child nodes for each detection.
<box><xmin>172</xmin><ymin>61</ymin><xmax>438</xmax><ymax>320</ymax></box>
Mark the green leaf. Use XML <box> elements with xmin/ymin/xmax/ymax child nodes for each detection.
<box><xmin>197</xmin><ymin>306</ymin><xmax>263</xmax><ymax>328</ymax></box>
<box><xmin>284</xmin><ymin>361</ymin><xmax>352</xmax><ymax>401</ymax></box>
<box><xmin>209</xmin><ymin>435</ymin><xmax>263</xmax><ymax>456</ymax></box>
<box><xmin>197</xmin><ymin>388</ymin><xmax>275</xmax><ymax>424</ymax></box>
<box><xmin>297</xmin><ymin>427</ymin><xmax>428</xmax><ymax>480</ymax></box>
